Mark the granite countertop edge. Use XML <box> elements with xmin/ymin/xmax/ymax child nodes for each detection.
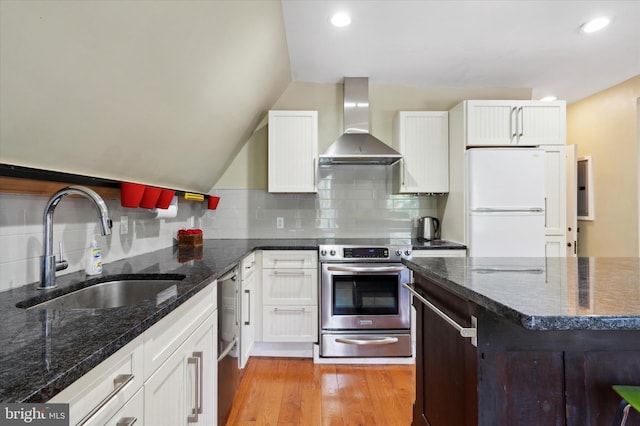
<box><xmin>403</xmin><ymin>258</ymin><xmax>640</xmax><ymax>332</ymax></box>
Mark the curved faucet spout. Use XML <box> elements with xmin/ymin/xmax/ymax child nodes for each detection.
<box><xmin>40</xmin><ymin>185</ymin><xmax>112</xmax><ymax>289</ymax></box>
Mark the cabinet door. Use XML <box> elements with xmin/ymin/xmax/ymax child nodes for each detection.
<box><xmin>544</xmin><ymin>145</ymin><xmax>567</xmax><ymax>239</ymax></box>
<box><xmin>413</xmin><ymin>276</ymin><xmax>477</xmax><ymax>426</ymax></box>
<box><xmin>262</xmin><ymin>305</ymin><xmax>318</xmax><ymax>342</ymax></box>
<box><xmin>465</xmin><ymin>101</ymin><xmax>516</xmax><ymax>146</ymax></box>
<box><xmin>240</xmin><ymin>266</ymin><xmax>255</xmax><ymax>369</ymax></box>
<box><xmin>144</xmin><ymin>314</ymin><xmax>216</xmax><ymax>426</ymax></box>
<box><xmin>185</xmin><ymin>314</ymin><xmax>217</xmax><ymax>426</ymax></box>
<box><xmin>518</xmin><ymin>101</ymin><xmax>566</xmax><ymax>146</ymax></box>
<box><xmin>144</xmin><ymin>342</ymin><xmax>188</xmax><ymax>426</ymax></box>
<box><xmin>268</xmin><ymin>110</ymin><xmax>318</xmax><ymax>193</ymax></box>
<box><xmin>393</xmin><ymin>111</ymin><xmax>449</xmax><ymax>193</ymax></box>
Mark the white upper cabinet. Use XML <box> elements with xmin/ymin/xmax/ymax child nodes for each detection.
<box><xmin>462</xmin><ymin>100</ymin><xmax>566</xmax><ymax>146</ymax></box>
<box><xmin>268</xmin><ymin>110</ymin><xmax>318</xmax><ymax>193</ymax></box>
<box><xmin>392</xmin><ymin>111</ymin><xmax>449</xmax><ymax>193</ymax></box>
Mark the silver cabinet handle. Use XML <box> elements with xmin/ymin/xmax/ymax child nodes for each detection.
<box><xmin>400</xmin><ymin>157</ymin><xmax>406</xmax><ymax>187</ymax></box>
<box><xmin>273</xmin><ymin>270</ymin><xmax>306</xmax><ymax>276</ymax></box>
<box><xmin>193</xmin><ymin>351</ymin><xmax>204</xmax><ymax>415</ymax></box>
<box><xmin>510</xmin><ymin>106</ymin><xmax>517</xmax><ymax>139</ymax></box>
<box><xmin>274</xmin><ymin>307</ymin><xmax>306</xmax><ymax>313</ymax></box>
<box><xmin>244</xmin><ymin>289</ymin><xmax>251</xmax><ymax>326</ymax></box>
<box><xmin>518</xmin><ymin>106</ymin><xmax>524</xmax><ymax>137</ymax></box>
<box><xmin>402</xmin><ymin>283</ymin><xmax>477</xmax><ymax>339</ymax></box>
<box><xmin>187</xmin><ymin>353</ymin><xmax>201</xmax><ymax>423</ymax></box>
<box><xmin>335</xmin><ymin>336</ymin><xmax>399</xmax><ymax>345</ymax></box>
<box><xmin>116</xmin><ymin>418</ymin><xmax>137</xmax><ymax>426</ymax></box>
<box><xmin>78</xmin><ymin>374</ymin><xmax>134</xmax><ymax>425</ymax></box>
<box><xmin>327</xmin><ymin>265</ymin><xmax>405</xmax><ymax>273</ymax></box>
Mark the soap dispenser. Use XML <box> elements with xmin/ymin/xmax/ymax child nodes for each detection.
<box><xmin>86</xmin><ymin>236</ymin><xmax>102</xmax><ymax>275</ymax></box>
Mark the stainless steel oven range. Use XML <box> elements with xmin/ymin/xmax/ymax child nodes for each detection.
<box><xmin>319</xmin><ymin>242</ymin><xmax>413</xmax><ymax>358</ymax></box>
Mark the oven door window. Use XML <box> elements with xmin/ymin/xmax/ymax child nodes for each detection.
<box><xmin>332</xmin><ymin>275</ymin><xmax>399</xmax><ymax>315</ymax></box>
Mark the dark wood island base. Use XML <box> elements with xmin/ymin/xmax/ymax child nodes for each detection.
<box><xmin>406</xmin><ymin>257</ymin><xmax>640</xmax><ymax>426</ymax></box>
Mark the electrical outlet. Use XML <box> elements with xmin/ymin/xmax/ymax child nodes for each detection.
<box><xmin>120</xmin><ymin>216</ymin><xmax>128</xmax><ymax>235</ymax></box>
<box><xmin>276</xmin><ymin>217</ymin><xmax>284</xmax><ymax>229</ymax></box>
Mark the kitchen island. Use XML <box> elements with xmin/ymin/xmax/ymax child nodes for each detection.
<box><xmin>403</xmin><ymin>256</ymin><xmax>640</xmax><ymax>426</ymax></box>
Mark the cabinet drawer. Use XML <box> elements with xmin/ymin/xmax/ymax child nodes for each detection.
<box><xmin>262</xmin><ymin>250</ymin><xmax>317</xmax><ymax>269</ymax></box>
<box><xmin>262</xmin><ymin>305</ymin><xmax>318</xmax><ymax>342</ymax></box>
<box><xmin>241</xmin><ymin>251</ymin><xmax>257</xmax><ymax>280</ymax></box>
<box><xmin>143</xmin><ymin>283</ymin><xmax>215</xmax><ymax>379</ymax></box>
<box><xmin>102</xmin><ymin>388</ymin><xmax>144</xmax><ymax>426</ymax></box>
<box><xmin>48</xmin><ymin>336</ymin><xmax>143</xmax><ymax>426</ymax></box>
<box><xmin>262</xmin><ymin>268</ymin><xmax>317</xmax><ymax>305</ymax></box>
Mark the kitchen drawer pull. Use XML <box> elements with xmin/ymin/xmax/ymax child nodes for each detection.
<box><xmin>274</xmin><ymin>307</ymin><xmax>306</xmax><ymax>313</ymax></box>
<box><xmin>402</xmin><ymin>283</ymin><xmax>477</xmax><ymax>339</ymax></box>
<box><xmin>273</xmin><ymin>258</ymin><xmax>306</xmax><ymax>263</ymax></box>
<box><xmin>273</xmin><ymin>270</ymin><xmax>306</xmax><ymax>276</ymax></box>
<box><xmin>77</xmin><ymin>374</ymin><xmax>134</xmax><ymax>426</ymax></box>
<box><xmin>116</xmin><ymin>417</ymin><xmax>137</xmax><ymax>426</ymax></box>
<box><xmin>244</xmin><ymin>289</ymin><xmax>251</xmax><ymax>325</ymax></box>
<box><xmin>327</xmin><ymin>265</ymin><xmax>405</xmax><ymax>273</ymax></box>
<box><xmin>187</xmin><ymin>355</ymin><xmax>199</xmax><ymax>423</ymax></box>
<box><xmin>335</xmin><ymin>336</ymin><xmax>399</xmax><ymax>345</ymax></box>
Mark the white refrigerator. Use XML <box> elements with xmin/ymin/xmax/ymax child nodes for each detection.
<box><xmin>466</xmin><ymin>148</ymin><xmax>545</xmax><ymax>257</ymax></box>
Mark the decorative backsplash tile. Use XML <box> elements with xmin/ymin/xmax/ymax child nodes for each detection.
<box><xmin>0</xmin><ymin>167</ymin><xmax>437</xmax><ymax>291</ymax></box>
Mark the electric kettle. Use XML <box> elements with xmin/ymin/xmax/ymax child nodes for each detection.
<box><xmin>418</xmin><ymin>216</ymin><xmax>440</xmax><ymax>241</ymax></box>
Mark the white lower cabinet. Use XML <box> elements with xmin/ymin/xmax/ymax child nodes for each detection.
<box><xmin>144</xmin><ymin>313</ymin><xmax>216</xmax><ymax>426</ymax></box>
<box><xmin>261</xmin><ymin>250</ymin><xmax>318</xmax><ymax>343</ymax></box>
<box><xmin>240</xmin><ymin>251</ymin><xmax>257</xmax><ymax>369</ymax></box>
<box><xmin>48</xmin><ymin>282</ymin><xmax>217</xmax><ymax>426</ymax></box>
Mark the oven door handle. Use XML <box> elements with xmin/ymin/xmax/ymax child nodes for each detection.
<box><xmin>335</xmin><ymin>336</ymin><xmax>399</xmax><ymax>345</ymax></box>
<box><xmin>326</xmin><ymin>266</ymin><xmax>405</xmax><ymax>273</ymax></box>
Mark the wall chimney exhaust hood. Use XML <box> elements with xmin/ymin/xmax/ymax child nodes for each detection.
<box><xmin>319</xmin><ymin>77</ymin><xmax>402</xmax><ymax>165</ymax></box>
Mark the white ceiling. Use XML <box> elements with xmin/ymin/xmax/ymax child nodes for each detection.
<box><xmin>281</xmin><ymin>0</ymin><xmax>640</xmax><ymax>103</ymax></box>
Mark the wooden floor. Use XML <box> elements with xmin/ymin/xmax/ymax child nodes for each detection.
<box><xmin>225</xmin><ymin>357</ymin><xmax>415</xmax><ymax>426</ymax></box>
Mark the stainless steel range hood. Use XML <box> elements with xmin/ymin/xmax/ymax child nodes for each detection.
<box><xmin>319</xmin><ymin>77</ymin><xmax>402</xmax><ymax>165</ymax></box>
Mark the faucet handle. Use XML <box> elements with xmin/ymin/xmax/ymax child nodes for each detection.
<box><xmin>56</xmin><ymin>241</ymin><xmax>69</xmax><ymax>271</ymax></box>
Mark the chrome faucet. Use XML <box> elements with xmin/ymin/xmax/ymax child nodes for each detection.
<box><xmin>40</xmin><ymin>185</ymin><xmax>112</xmax><ymax>289</ymax></box>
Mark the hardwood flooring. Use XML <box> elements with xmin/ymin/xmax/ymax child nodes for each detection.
<box><xmin>225</xmin><ymin>357</ymin><xmax>415</xmax><ymax>426</ymax></box>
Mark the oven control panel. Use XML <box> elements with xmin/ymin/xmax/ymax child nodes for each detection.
<box><xmin>319</xmin><ymin>245</ymin><xmax>412</xmax><ymax>262</ymax></box>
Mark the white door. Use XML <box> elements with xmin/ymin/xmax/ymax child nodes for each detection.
<box><xmin>566</xmin><ymin>145</ymin><xmax>578</xmax><ymax>256</ymax></box>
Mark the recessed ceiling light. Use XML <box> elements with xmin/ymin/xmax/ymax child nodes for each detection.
<box><xmin>331</xmin><ymin>12</ymin><xmax>351</xmax><ymax>28</ymax></box>
<box><xmin>540</xmin><ymin>96</ymin><xmax>557</xmax><ymax>102</ymax></box>
<box><xmin>580</xmin><ymin>16</ymin><xmax>611</xmax><ymax>33</ymax></box>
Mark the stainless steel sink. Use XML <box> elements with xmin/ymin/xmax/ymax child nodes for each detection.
<box><xmin>18</xmin><ymin>275</ymin><xmax>186</xmax><ymax>310</ymax></box>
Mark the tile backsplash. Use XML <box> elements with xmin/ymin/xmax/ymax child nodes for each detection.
<box><xmin>0</xmin><ymin>166</ymin><xmax>437</xmax><ymax>292</ymax></box>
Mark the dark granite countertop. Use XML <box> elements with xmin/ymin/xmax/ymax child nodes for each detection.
<box><xmin>0</xmin><ymin>237</ymin><xmax>462</xmax><ymax>403</ymax></box>
<box><xmin>404</xmin><ymin>256</ymin><xmax>640</xmax><ymax>331</ymax></box>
